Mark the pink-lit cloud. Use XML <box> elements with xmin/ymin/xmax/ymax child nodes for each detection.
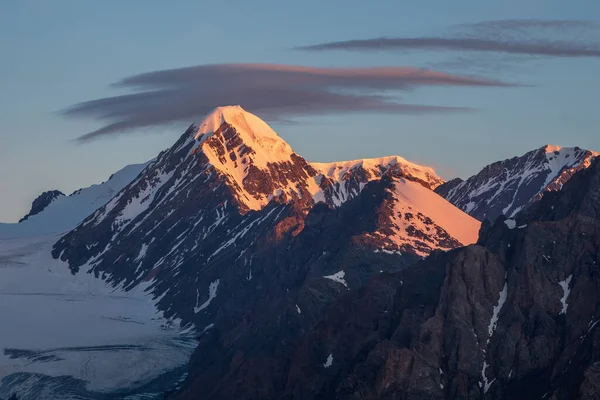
<box><xmin>64</xmin><ymin>63</ymin><xmax>514</xmax><ymax>142</ymax></box>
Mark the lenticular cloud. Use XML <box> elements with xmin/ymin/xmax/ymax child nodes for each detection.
<box><xmin>62</xmin><ymin>63</ymin><xmax>513</xmax><ymax>142</ymax></box>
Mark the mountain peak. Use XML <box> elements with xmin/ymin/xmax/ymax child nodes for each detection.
<box><xmin>195</xmin><ymin>105</ymin><xmax>288</xmax><ymax>148</ymax></box>
<box><xmin>187</xmin><ymin>106</ymin><xmax>314</xmax><ymax>211</ymax></box>
<box><xmin>191</xmin><ymin>105</ymin><xmax>294</xmax><ymax>170</ymax></box>
<box><xmin>313</xmin><ymin>155</ymin><xmax>444</xmax><ymax>190</ymax></box>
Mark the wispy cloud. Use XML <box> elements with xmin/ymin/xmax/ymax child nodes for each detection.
<box><xmin>63</xmin><ymin>63</ymin><xmax>513</xmax><ymax>142</ymax></box>
<box><xmin>297</xmin><ymin>37</ymin><xmax>600</xmax><ymax>57</ymax></box>
<box><xmin>296</xmin><ymin>19</ymin><xmax>600</xmax><ymax>58</ymax></box>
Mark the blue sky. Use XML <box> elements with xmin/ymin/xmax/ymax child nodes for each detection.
<box><xmin>1</xmin><ymin>0</ymin><xmax>599</xmax><ymax>221</ymax></box>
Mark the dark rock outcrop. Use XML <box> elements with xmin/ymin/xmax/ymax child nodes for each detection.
<box><xmin>18</xmin><ymin>190</ymin><xmax>64</xmax><ymax>222</ymax></box>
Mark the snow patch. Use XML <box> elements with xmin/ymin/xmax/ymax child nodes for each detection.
<box><xmin>374</xmin><ymin>248</ymin><xmax>402</xmax><ymax>255</ymax></box>
<box><xmin>134</xmin><ymin>243</ymin><xmax>149</xmax><ymax>263</ymax></box>
<box><xmin>323</xmin><ymin>270</ymin><xmax>348</xmax><ymax>288</ymax></box>
<box><xmin>194</xmin><ymin>280</ymin><xmax>220</xmax><ymax>313</ymax></box>
<box><xmin>504</xmin><ymin>219</ymin><xmax>516</xmax><ymax>229</ymax></box>
<box><xmin>323</xmin><ymin>353</ymin><xmax>333</xmax><ymax>368</ymax></box>
<box><xmin>480</xmin><ymin>361</ymin><xmax>496</xmax><ymax>393</ymax></box>
<box><xmin>559</xmin><ymin>275</ymin><xmax>573</xmax><ymax>315</ymax></box>
<box><xmin>487</xmin><ymin>275</ymin><xmax>508</xmax><ymax>343</ymax></box>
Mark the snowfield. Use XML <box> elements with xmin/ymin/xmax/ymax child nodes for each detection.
<box><xmin>0</xmin><ymin>234</ymin><xmax>196</xmax><ymax>398</ymax></box>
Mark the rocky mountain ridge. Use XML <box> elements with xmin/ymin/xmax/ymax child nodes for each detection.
<box><xmin>436</xmin><ymin>144</ymin><xmax>599</xmax><ymax>222</ymax></box>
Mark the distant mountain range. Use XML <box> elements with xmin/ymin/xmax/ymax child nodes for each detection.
<box><xmin>1</xmin><ymin>106</ymin><xmax>598</xmax><ymax>400</ymax></box>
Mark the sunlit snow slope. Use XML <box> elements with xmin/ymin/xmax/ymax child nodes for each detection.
<box><xmin>364</xmin><ymin>176</ymin><xmax>480</xmax><ymax>256</ymax></box>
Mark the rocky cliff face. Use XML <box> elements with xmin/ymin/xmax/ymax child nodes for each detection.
<box><xmin>436</xmin><ymin>145</ymin><xmax>598</xmax><ymax>222</ymax></box>
<box><xmin>218</xmin><ymin>157</ymin><xmax>600</xmax><ymax>400</ymax></box>
<box><xmin>18</xmin><ymin>190</ymin><xmax>64</xmax><ymax>222</ymax></box>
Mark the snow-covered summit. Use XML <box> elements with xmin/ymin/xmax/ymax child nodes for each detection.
<box><xmin>196</xmin><ymin>106</ymin><xmax>287</xmax><ymax>144</ymax></box>
<box><xmin>184</xmin><ymin>105</ymin><xmax>318</xmax><ymax>211</ymax></box>
<box><xmin>313</xmin><ymin>155</ymin><xmax>444</xmax><ymax>190</ymax></box>
<box><xmin>188</xmin><ymin>106</ymin><xmax>294</xmax><ymax>166</ymax></box>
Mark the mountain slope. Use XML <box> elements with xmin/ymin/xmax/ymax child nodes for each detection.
<box><xmin>235</xmin><ymin>156</ymin><xmax>600</xmax><ymax>400</ymax></box>
<box><xmin>436</xmin><ymin>144</ymin><xmax>598</xmax><ymax>222</ymax></box>
<box><xmin>164</xmin><ymin>175</ymin><xmax>478</xmax><ymax>400</ymax></box>
<box><xmin>313</xmin><ymin>156</ymin><xmax>477</xmax><ymax>256</ymax></box>
<box><xmin>45</xmin><ymin>107</ymin><xmax>480</xmax><ymax>400</ymax></box>
<box><xmin>358</xmin><ymin>175</ymin><xmax>479</xmax><ymax>256</ymax></box>
<box><xmin>0</xmin><ymin>162</ymin><xmax>149</xmax><ymax>239</ymax></box>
